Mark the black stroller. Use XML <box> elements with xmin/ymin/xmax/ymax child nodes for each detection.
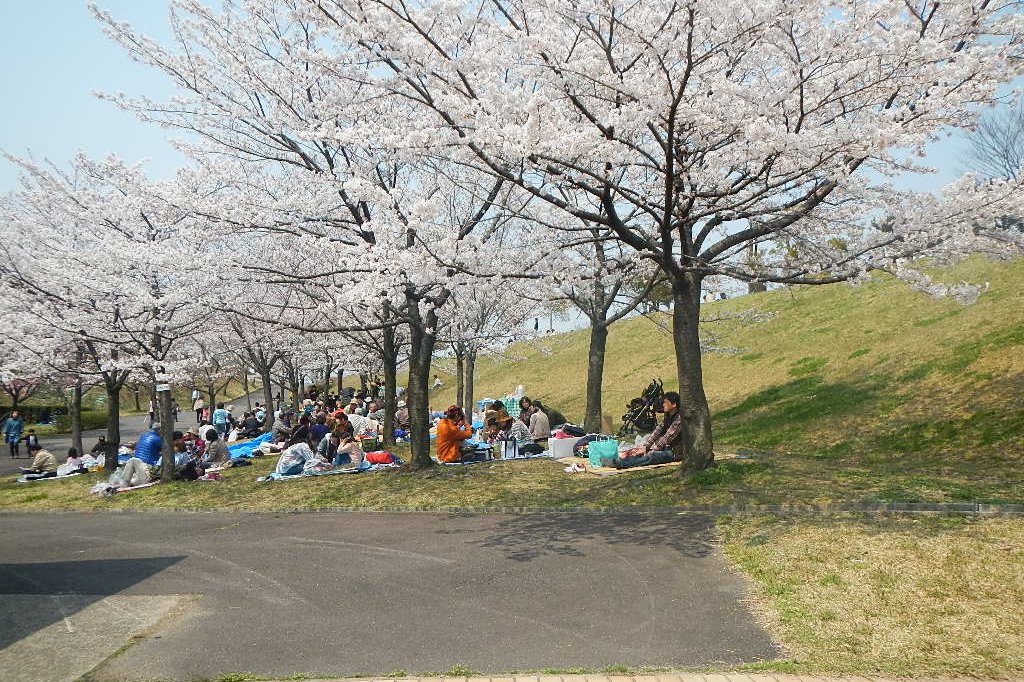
<box><xmin>617</xmin><ymin>378</ymin><xmax>664</xmax><ymax>437</ymax></box>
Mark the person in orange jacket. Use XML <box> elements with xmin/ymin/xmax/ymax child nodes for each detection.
<box><xmin>436</xmin><ymin>405</ymin><xmax>475</xmax><ymax>463</ymax></box>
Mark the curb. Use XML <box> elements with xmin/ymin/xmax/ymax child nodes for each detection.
<box><xmin>0</xmin><ymin>503</ymin><xmax>1022</xmax><ymax>516</ymax></box>
<box><xmin>256</xmin><ymin>674</ymin><xmax>1024</xmax><ymax>682</ymax></box>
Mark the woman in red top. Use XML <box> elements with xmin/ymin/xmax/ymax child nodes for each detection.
<box><xmin>436</xmin><ymin>405</ymin><xmax>474</xmax><ymax>463</ymax></box>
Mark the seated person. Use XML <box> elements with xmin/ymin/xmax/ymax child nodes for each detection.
<box><xmin>309</xmin><ymin>414</ymin><xmax>331</xmax><ymax>445</ymax></box>
<box><xmin>603</xmin><ymin>392</ymin><xmax>683</xmax><ymax>469</ymax></box>
<box><xmin>333</xmin><ymin>433</ymin><xmax>365</xmax><ymax>469</ymax></box>
<box><xmin>483</xmin><ymin>400</ymin><xmax>513</xmax><ymax>442</ymax></box>
<box><xmin>316</xmin><ymin>431</ymin><xmax>340</xmax><ymax>462</ymax></box>
<box><xmin>134</xmin><ymin>425</ymin><xmax>163</xmax><ymax>466</ymax></box>
<box><xmin>504</xmin><ymin>418</ymin><xmax>534</xmax><ymax>446</ymax></box>
<box><xmin>23</xmin><ymin>443</ymin><xmax>59</xmax><ymax>478</ymax></box>
<box><xmin>436</xmin><ymin>405</ymin><xmax>476</xmax><ymax>463</ymax></box>
<box><xmin>64</xmin><ymin>448</ymin><xmax>86</xmax><ymax>474</ymax></box>
<box><xmin>331</xmin><ymin>412</ymin><xmax>355</xmax><ymax>440</ymax></box>
<box><xmin>394</xmin><ymin>400</ymin><xmax>410</xmax><ymax>430</ymax></box>
<box><xmin>203</xmin><ymin>430</ymin><xmax>230</xmax><ymax>465</ymax></box>
<box><xmin>90</xmin><ymin>435</ymin><xmax>115</xmax><ymax>457</ymax></box>
<box><xmin>285</xmin><ymin>415</ymin><xmax>312</xmax><ymax>447</ymax></box>
<box><xmin>240</xmin><ymin>412</ymin><xmax>262</xmax><ymax>439</ymax></box>
<box><xmin>273</xmin><ymin>442</ymin><xmax>321</xmax><ymax>476</ymax></box>
<box><xmin>114</xmin><ymin>456</ymin><xmax>152</xmax><ymax>488</ymax></box>
<box><xmin>271</xmin><ymin>413</ymin><xmax>293</xmax><ymax>443</ymax></box>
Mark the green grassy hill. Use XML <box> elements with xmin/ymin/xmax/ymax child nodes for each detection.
<box><xmin>430</xmin><ymin>256</ymin><xmax>1024</xmax><ymax>503</ymax></box>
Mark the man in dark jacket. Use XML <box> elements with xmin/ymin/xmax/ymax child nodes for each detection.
<box><xmin>602</xmin><ymin>392</ymin><xmax>683</xmax><ymax>469</ymax></box>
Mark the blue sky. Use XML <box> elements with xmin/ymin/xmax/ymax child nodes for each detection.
<box><xmin>0</xmin><ymin>1</ymin><xmax>982</xmax><ymax>195</ymax></box>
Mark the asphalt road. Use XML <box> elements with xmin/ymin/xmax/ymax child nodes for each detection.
<box><xmin>0</xmin><ymin>511</ymin><xmax>778</xmax><ymax>681</ymax></box>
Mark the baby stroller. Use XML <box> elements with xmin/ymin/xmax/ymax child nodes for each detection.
<box><xmin>617</xmin><ymin>378</ymin><xmax>664</xmax><ymax>437</ymax></box>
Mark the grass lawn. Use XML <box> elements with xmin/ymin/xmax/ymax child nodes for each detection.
<box><xmin>720</xmin><ymin>514</ymin><xmax>1024</xmax><ymax>677</ymax></box>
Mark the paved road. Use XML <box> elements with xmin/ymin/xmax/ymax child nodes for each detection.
<box><xmin>0</xmin><ymin>512</ymin><xmax>777</xmax><ymax>681</ymax></box>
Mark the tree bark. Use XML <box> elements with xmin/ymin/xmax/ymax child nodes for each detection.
<box><xmin>464</xmin><ymin>349</ymin><xmax>477</xmax><ymax>420</ymax></box>
<box><xmin>242</xmin><ymin>370</ymin><xmax>252</xmax><ymax>411</ymax></box>
<box><xmin>454</xmin><ymin>344</ymin><xmax>465</xmax><ymax>414</ymax></box>
<box><xmin>104</xmin><ymin>380</ymin><xmax>122</xmax><ymax>473</ymax></box>
<box><xmin>670</xmin><ymin>273</ymin><xmax>714</xmax><ymax>472</ymax></box>
<box><xmin>70</xmin><ymin>377</ymin><xmax>84</xmax><ymax>458</ymax></box>
<box><xmin>358</xmin><ymin>372</ymin><xmax>369</xmax><ymax>393</ymax></box>
<box><xmin>157</xmin><ymin>385</ymin><xmax>175</xmax><ymax>481</ymax></box>
<box><xmin>583</xmin><ymin>322</ymin><xmax>609</xmax><ymax>433</ymax></box>
<box><xmin>337</xmin><ymin>369</ymin><xmax>344</xmax><ymax>393</ymax></box>
<box><xmin>406</xmin><ymin>301</ymin><xmax>439</xmax><ymax>468</ymax></box>
<box><xmin>381</xmin><ymin>326</ymin><xmax>398</xmax><ymax>446</ymax></box>
<box><xmin>132</xmin><ymin>384</ymin><xmax>141</xmax><ymax>412</ymax></box>
<box><xmin>260</xmin><ymin>369</ymin><xmax>276</xmax><ymax>432</ymax></box>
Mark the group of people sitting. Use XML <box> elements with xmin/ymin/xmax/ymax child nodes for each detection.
<box><xmin>434</xmin><ymin>395</ymin><xmax>552</xmax><ymax>463</ymax></box>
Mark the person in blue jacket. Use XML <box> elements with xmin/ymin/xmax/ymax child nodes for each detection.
<box><xmin>134</xmin><ymin>424</ymin><xmax>163</xmax><ymax>466</ymax></box>
<box><xmin>4</xmin><ymin>410</ymin><xmax>25</xmax><ymax>458</ymax></box>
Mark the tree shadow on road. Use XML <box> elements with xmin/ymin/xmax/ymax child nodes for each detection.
<box><xmin>0</xmin><ymin>556</ymin><xmax>185</xmax><ymax>649</ymax></box>
<box><xmin>443</xmin><ymin>513</ymin><xmax>716</xmax><ymax>562</ymax></box>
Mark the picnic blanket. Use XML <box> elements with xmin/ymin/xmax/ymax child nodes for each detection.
<box><xmin>15</xmin><ymin>471</ymin><xmax>84</xmax><ymax>484</ymax></box>
<box><xmin>435</xmin><ymin>452</ymin><xmax>550</xmax><ymax>466</ymax></box>
<box><xmin>575</xmin><ymin>451</ymin><xmax>740</xmax><ymax>476</ymax></box>
<box><xmin>257</xmin><ymin>461</ymin><xmax>400</xmax><ymax>482</ymax></box>
<box><xmin>228</xmin><ymin>432</ymin><xmax>273</xmax><ymax>458</ymax></box>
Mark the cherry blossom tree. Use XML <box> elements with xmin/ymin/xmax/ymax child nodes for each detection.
<box><xmin>304</xmin><ymin>0</ymin><xmax>1024</xmax><ymax>470</ymax></box>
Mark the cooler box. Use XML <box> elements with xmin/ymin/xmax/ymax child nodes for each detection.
<box><xmin>549</xmin><ymin>436</ymin><xmax>582</xmax><ymax>459</ymax></box>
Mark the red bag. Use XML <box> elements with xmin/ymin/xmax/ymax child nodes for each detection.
<box><xmin>365</xmin><ymin>451</ymin><xmax>394</xmax><ymax>464</ymax></box>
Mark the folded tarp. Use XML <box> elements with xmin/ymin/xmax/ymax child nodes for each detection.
<box><xmin>227</xmin><ymin>432</ymin><xmax>273</xmax><ymax>458</ymax></box>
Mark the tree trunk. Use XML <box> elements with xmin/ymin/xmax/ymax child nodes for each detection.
<box><xmin>583</xmin><ymin>321</ymin><xmax>609</xmax><ymax>433</ymax></box>
<box><xmin>406</xmin><ymin>303</ymin><xmax>439</xmax><ymax>468</ymax></box>
<box><xmin>207</xmin><ymin>384</ymin><xmax>217</xmax><ymax>418</ymax></box>
<box><xmin>70</xmin><ymin>377</ymin><xmax>84</xmax><ymax>458</ymax></box>
<box><xmin>670</xmin><ymin>273</ymin><xmax>714</xmax><ymax>472</ymax></box>
<box><xmin>358</xmin><ymin>372</ymin><xmax>369</xmax><ymax>393</ymax></box>
<box><xmin>381</xmin><ymin>326</ymin><xmax>398</xmax><ymax>446</ymax></box>
<box><xmin>157</xmin><ymin>385</ymin><xmax>175</xmax><ymax>481</ymax></box>
<box><xmin>132</xmin><ymin>384</ymin><xmax>141</xmax><ymax>412</ymax></box>
<box><xmin>289</xmin><ymin>370</ymin><xmax>301</xmax><ymax>411</ymax></box>
<box><xmin>464</xmin><ymin>349</ymin><xmax>477</xmax><ymax>420</ymax></box>
<box><xmin>337</xmin><ymin>369</ymin><xmax>344</xmax><ymax>393</ymax></box>
<box><xmin>260</xmin><ymin>369</ymin><xmax>276</xmax><ymax>432</ymax></box>
<box><xmin>104</xmin><ymin>380</ymin><xmax>122</xmax><ymax>473</ymax></box>
<box><xmin>454</xmin><ymin>345</ymin><xmax>465</xmax><ymax>413</ymax></box>
<box><xmin>242</xmin><ymin>370</ymin><xmax>252</xmax><ymax>411</ymax></box>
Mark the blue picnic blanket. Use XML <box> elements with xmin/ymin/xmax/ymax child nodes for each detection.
<box><xmin>228</xmin><ymin>432</ymin><xmax>273</xmax><ymax>458</ymax></box>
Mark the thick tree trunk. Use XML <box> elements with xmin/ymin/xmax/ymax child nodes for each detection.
<box><xmin>288</xmin><ymin>370</ymin><xmax>301</xmax><ymax>411</ymax></box>
<box><xmin>583</xmin><ymin>322</ymin><xmax>609</xmax><ymax>433</ymax></box>
<box><xmin>70</xmin><ymin>377</ymin><xmax>84</xmax><ymax>458</ymax></box>
<box><xmin>358</xmin><ymin>372</ymin><xmax>369</xmax><ymax>393</ymax></box>
<box><xmin>381</xmin><ymin>326</ymin><xmax>398</xmax><ymax>446</ymax></box>
<box><xmin>406</xmin><ymin>305</ymin><xmax>439</xmax><ymax>469</ymax></box>
<box><xmin>464</xmin><ymin>350</ymin><xmax>477</xmax><ymax>420</ymax></box>
<box><xmin>207</xmin><ymin>384</ymin><xmax>217</xmax><ymax>418</ymax></box>
<box><xmin>104</xmin><ymin>380</ymin><xmax>121</xmax><ymax>473</ymax></box>
<box><xmin>337</xmin><ymin>369</ymin><xmax>344</xmax><ymax>394</ymax></box>
<box><xmin>670</xmin><ymin>273</ymin><xmax>714</xmax><ymax>472</ymax></box>
<box><xmin>132</xmin><ymin>384</ymin><xmax>141</xmax><ymax>412</ymax></box>
<box><xmin>157</xmin><ymin>385</ymin><xmax>175</xmax><ymax>481</ymax></box>
<box><xmin>260</xmin><ymin>370</ymin><xmax>276</xmax><ymax>432</ymax></box>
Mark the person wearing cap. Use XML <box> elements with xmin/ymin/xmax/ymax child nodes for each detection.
<box><xmin>25</xmin><ymin>443</ymin><xmax>58</xmax><ymax>477</ymax></box>
<box><xmin>394</xmin><ymin>400</ymin><xmax>410</xmax><ymax>430</ymax></box>
<box><xmin>436</xmin><ymin>405</ymin><xmax>475</xmax><ymax>463</ymax></box>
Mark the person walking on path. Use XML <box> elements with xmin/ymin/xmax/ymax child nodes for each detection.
<box><xmin>211</xmin><ymin>403</ymin><xmax>229</xmax><ymax>439</ymax></box>
<box><xmin>4</xmin><ymin>410</ymin><xmax>25</xmax><ymax>458</ymax></box>
<box><xmin>194</xmin><ymin>396</ymin><xmax>205</xmax><ymax>424</ymax></box>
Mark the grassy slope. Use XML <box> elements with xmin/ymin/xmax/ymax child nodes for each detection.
<box><xmin>426</xmin><ymin>256</ymin><xmax>1024</xmax><ymax>503</ymax></box>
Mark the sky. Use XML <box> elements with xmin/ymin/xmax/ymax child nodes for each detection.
<box><xmin>0</xmin><ymin>1</ymin><xmax>988</xmax><ymax>197</ymax></box>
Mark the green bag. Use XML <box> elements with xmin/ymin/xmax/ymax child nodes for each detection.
<box><xmin>588</xmin><ymin>439</ymin><xmax>619</xmax><ymax>466</ymax></box>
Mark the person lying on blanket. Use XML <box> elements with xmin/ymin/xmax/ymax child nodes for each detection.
<box><xmin>436</xmin><ymin>405</ymin><xmax>476</xmax><ymax>463</ymax></box>
<box><xmin>602</xmin><ymin>392</ymin><xmax>683</xmax><ymax>470</ymax></box>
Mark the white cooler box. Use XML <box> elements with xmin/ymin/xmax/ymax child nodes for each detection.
<box><xmin>549</xmin><ymin>436</ymin><xmax>582</xmax><ymax>459</ymax></box>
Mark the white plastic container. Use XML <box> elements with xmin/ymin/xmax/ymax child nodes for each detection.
<box><xmin>549</xmin><ymin>436</ymin><xmax>582</xmax><ymax>459</ymax></box>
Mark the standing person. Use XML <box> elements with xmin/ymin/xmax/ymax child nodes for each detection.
<box><xmin>193</xmin><ymin>395</ymin><xmax>206</xmax><ymax>424</ymax></box>
<box><xmin>172</xmin><ymin>400</ymin><xmax>180</xmax><ymax>423</ymax></box>
<box><xmin>148</xmin><ymin>398</ymin><xmax>156</xmax><ymax>429</ymax></box>
<box><xmin>4</xmin><ymin>410</ymin><xmax>25</xmax><ymax>458</ymax></box>
<box><xmin>211</xmin><ymin>402</ymin><xmax>230</xmax><ymax>440</ymax></box>
<box><xmin>436</xmin><ymin>405</ymin><xmax>476</xmax><ymax>463</ymax></box>
<box><xmin>191</xmin><ymin>388</ymin><xmax>200</xmax><ymax>403</ymax></box>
